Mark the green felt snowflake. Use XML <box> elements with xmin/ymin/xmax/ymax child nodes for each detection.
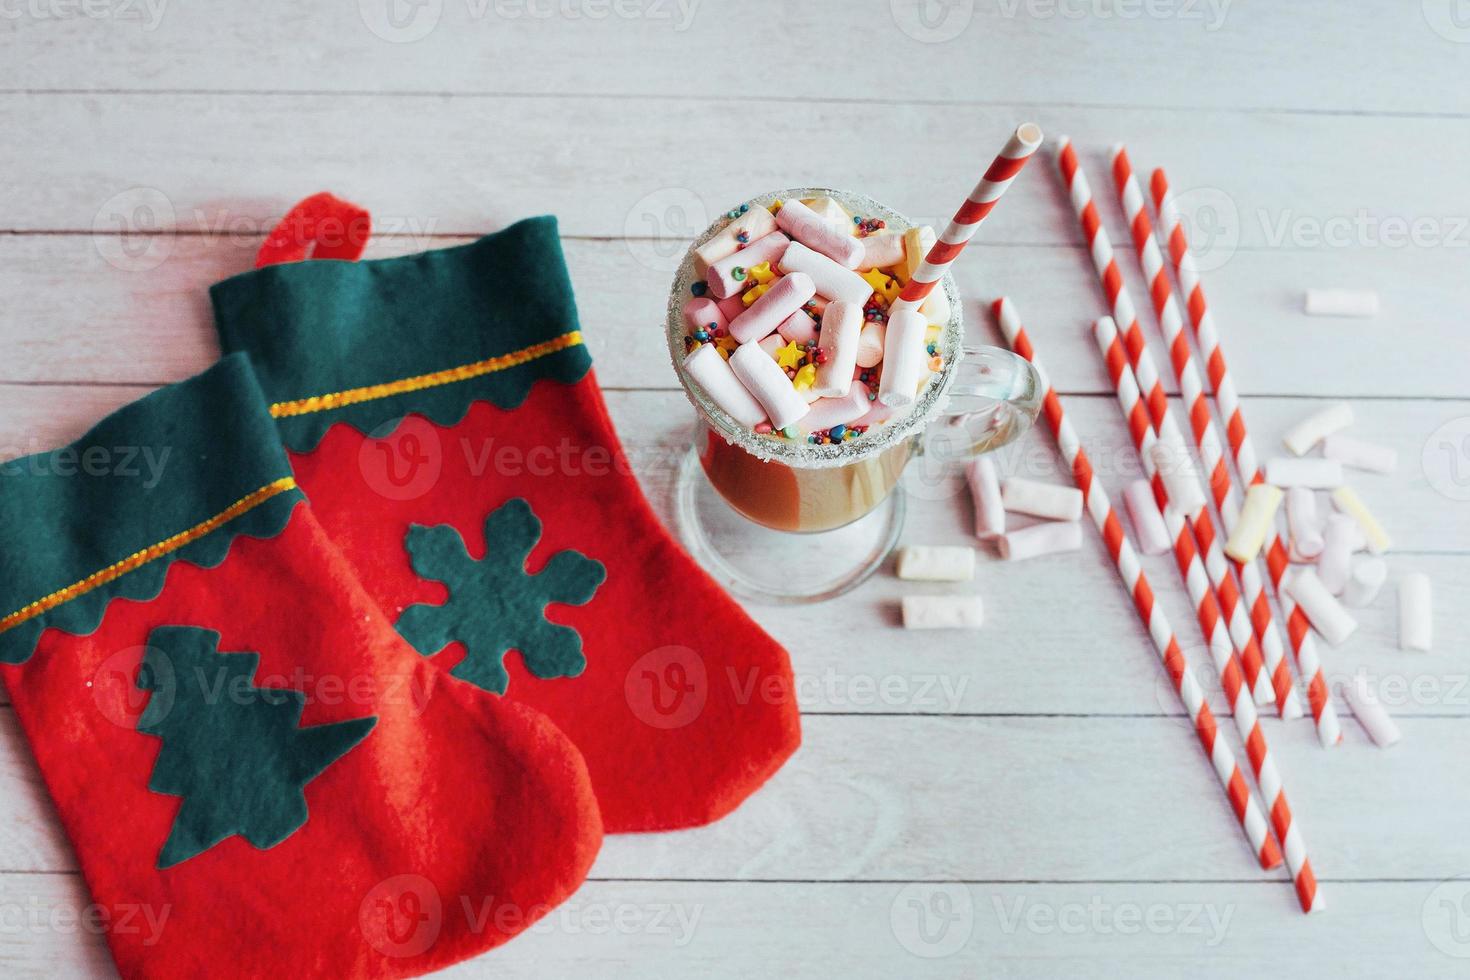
<box><xmin>395</xmin><ymin>497</ymin><xmax>606</xmax><ymax>695</ymax></box>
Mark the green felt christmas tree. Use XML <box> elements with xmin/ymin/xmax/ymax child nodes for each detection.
<box><xmin>136</xmin><ymin>626</ymin><xmax>377</xmax><ymax>869</ymax></box>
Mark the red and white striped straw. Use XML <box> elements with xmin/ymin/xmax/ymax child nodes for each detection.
<box><xmin>993</xmin><ymin>296</ymin><xmax>1282</xmax><ymax>873</ymax></box>
<box><xmin>888</xmin><ymin>122</ymin><xmax>1043</xmax><ymax>316</ymax></box>
<box><xmin>1094</xmin><ymin>316</ymin><xmax>1322</xmax><ymax>913</ymax></box>
<box><xmin>1108</xmin><ymin>145</ymin><xmax>1310</xmax><ymax>725</ymax></box>
<box><xmin>1150</xmin><ymin>166</ymin><xmax>1343</xmax><ymax>749</ymax></box>
<box><xmin>1053</xmin><ymin>137</ymin><xmax>1285</xmax><ymax>714</ymax></box>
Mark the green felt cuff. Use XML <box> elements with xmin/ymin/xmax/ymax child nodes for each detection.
<box><xmin>210</xmin><ymin>216</ymin><xmax>593</xmax><ymax>452</ymax></box>
<box><xmin>0</xmin><ymin>355</ymin><xmax>304</xmax><ymax>665</ymax></box>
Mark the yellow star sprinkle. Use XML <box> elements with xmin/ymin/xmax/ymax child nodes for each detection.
<box><xmin>775</xmin><ymin>341</ymin><xmax>804</xmax><ymax>370</ymax></box>
<box><xmin>792</xmin><ymin>363</ymin><xmax>817</xmax><ymax>391</ymax></box>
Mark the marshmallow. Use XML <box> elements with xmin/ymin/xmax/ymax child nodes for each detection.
<box><xmin>998</xmin><ymin>521</ymin><xmax>1083</xmax><ymax>561</ymax></box>
<box><xmin>715</xmin><ymin>294</ymin><xmax>746</xmax><ymax>322</ymax></box>
<box><xmin>757</xmin><ymin>335</ymin><xmax>785</xmax><ymax>359</ymax></box>
<box><xmin>1282</xmin><ymin>402</ymin><xmax>1354</xmax><ymax>456</ymax></box>
<box><xmin>1265</xmin><ymin>457</ymin><xmax>1344</xmax><ymax>489</ymax></box>
<box><xmin>1343</xmin><ymin>556</ymin><xmax>1388</xmax><ymax>607</ymax></box>
<box><xmin>921</xmin><ymin>284</ymin><xmax>952</xmax><ymax>326</ymax></box>
<box><xmin>1001</xmin><ymin>477</ymin><xmax>1084</xmax><ymax>522</ymax></box>
<box><xmin>1146</xmin><ymin>429</ymin><xmax>1206</xmax><ymax>516</ymax></box>
<box><xmin>1305</xmin><ymin>289</ymin><xmax>1379</xmax><ymax>318</ymax></box>
<box><xmin>682</xmin><ymin>343</ymin><xmax>767</xmax><ymax>429</ymax></box>
<box><xmin>856</xmin><ymin>322</ymin><xmax>885</xmax><ymax>368</ymax></box>
<box><xmin>728</xmin><ymin>341</ymin><xmax>809</xmax><ymax>431</ymax></box>
<box><xmin>1285</xmin><ymin>567</ymin><xmax>1358</xmax><ymax>646</ymax></box>
<box><xmin>900</xmin><ymin>226</ymin><xmax>936</xmax><ymax>283</ymax></box>
<box><xmin>1342</xmin><ymin>673</ymin><xmax>1402</xmax><ymax>748</ymax></box>
<box><xmin>779</xmin><ymin>241</ymin><xmax>874</xmax><ymax>306</ymax></box>
<box><xmin>902</xmin><ymin>595</ymin><xmax>984</xmax><ymax>630</ymax></box>
<box><xmin>706</xmin><ymin>231</ymin><xmax>790</xmax><ymax>299</ymax></box>
<box><xmin>1323</xmin><ymin>434</ymin><xmax>1397</xmax><ymax>474</ymax></box>
<box><xmin>859</xmin><ymin>230</ymin><xmax>905</xmax><ymax>270</ymax></box>
<box><xmin>682</xmin><ymin>297</ymin><xmax>728</xmax><ymax>334</ymax></box>
<box><xmin>799</xmin><ymin>386</ymin><xmax>868</xmax><ymax>434</ymax></box>
<box><xmin>877</xmin><ymin>309</ymin><xmax>930</xmax><ymax>408</ymax></box>
<box><xmin>802</xmin><ymin>196</ymin><xmax>853</xmax><ymax>229</ymax></box>
<box><xmin>728</xmin><ymin>272</ymin><xmax>816</xmax><ymax>344</ymax></box>
<box><xmin>1224</xmin><ymin>483</ymin><xmax>1284</xmax><ymax>563</ymax></box>
<box><xmin>813</xmin><ymin>301</ymin><xmax>863</xmax><ymax>397</ymax></box>
<box><xmin>852</xmin><ymin>383</ymin><xmax>897</xmax><ymax>428</ymax></box>
<box><xmin>1332</xmin><ymin>486</ymin><xmax>1391</xmax><ymax>554</ymax></box>
<box><xmin>1399</xmin><ymin>572</ymin><xmax>1432</xmax><ymax>652</ymax></box>
<box><xmin>966</xmin><ymin>456</ymin><xmax>1005</xmax><ymax>541</ymax></box>
<box><xmin>1319</xmin><ymin>514</ymin><xmax>1363</xmax><ymax>595</ymax></box>
<box><xmin>776</xmin><ymin>309</ymin><xmax>819</xmax><ymax>345</ymax></box>
<box><xmin>1286</xmin><ymin>486</ymin><xmax>1325</xmax><ymax>560</ymax></box>
<box><xmin>897</xmin><ymin>545</ymin><xmax>976</xmax><ymax>582</ymax></box>
<box><xmin>694</xmin><ymin>206</ymin><xmax>778</xmax><ymax>277</ymax></box>
<box><xmin>775</xmin><ymin>199</ymin><xmax>864</xmax><ymax>269</ymax></box>
<box><xmin>1124</xmin><ymin>479</ymin><xmax>1171</xmax><ymax>556</ymax></box>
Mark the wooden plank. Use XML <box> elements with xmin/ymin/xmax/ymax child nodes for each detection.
<box><xmin>2</xmin><ymin>710</ymin><xmax>1467</xmax><ymax>883</ymax></box>
<box><xmin>2</xmin><ymin>233</ymin><xmax>1468</xmax><ymax>399</ymax></box>
<box><xmin>3</xmin><ymin>1</ymin><xmax>1465</xmax><ymax>117</ymax></box>
<box><xmin>4</xmin><ymin>94</ymin><xmax>1470</xmax><ymax>257</ymax></box>
<box><xmin>1</xmin><ymin>875</ymin><xmax>1464</xmax><ymax>979</ymax></box>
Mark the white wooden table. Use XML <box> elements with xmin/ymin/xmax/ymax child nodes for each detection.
<box><xmin>3</xmin><ymin>2</ymin><xmax>1469</xmax><ymax>975</ymax></box>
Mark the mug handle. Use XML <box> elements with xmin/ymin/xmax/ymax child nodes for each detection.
<box><xmin>922</xmin><ymin>345</ymin><xmax>1044</xmax><ymax>462</ymax></box>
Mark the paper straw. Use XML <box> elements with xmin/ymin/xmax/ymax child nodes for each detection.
<box><xmin>1094</xmin><ymin>316</ymin><xmax>1322</xmax><ymax>913</ymax></box>
<box><xmin>994</xmin><ymin>297</ymin><xmax>1282</xmax><ymax>874</ymax></box>
<box><xmin>888</xmin><ymin>122</ymin><xmax>1043</xmax><ymax>316</ymax></box>
<box><xmin>1150</xmin><ymin>166</ymin><xmax>1344</xmax><ymax>748</ymax></box>
<box><xmin>1054</xmin><ymin>137</ymin><xmax>1288</xmax><ymax>715</ymax></box>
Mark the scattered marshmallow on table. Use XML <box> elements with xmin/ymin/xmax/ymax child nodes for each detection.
<box><xmin>1282</xmin><ymin>402</ymin><xmax>1354</xmax><ymax>456</ymax></box>
<box><xmin>966</xmin><ymin>456</ymin><xmax>1005</xmax><ymax>541</ymax></box>
<box><xmin>1343</xmin><ymin>556</ymin><xmax>1388</xmax><ymax>607</ymax></box>
<box><xmin>1286</xmin><ymin>486</ymin><xmax>1325</xmax><ymax>560</ymax></box>
<box><xmin>1319</xmin><ymin>513</ymin><xmax>1363</xmax><ymax>595</ymax></box>
<box><xmin>877</xmin><ymin>309</ymin><xmax>930</xmax><ymax>408</ymax></box>
<box><xmin>1001</xmin><ymin>477</ymin><xmax>1084</xmax><ymax>522</ymax></box>
<box><xmin>902</xmin><ymin>595</ymin><xmax>984</xmax><ymax>630</ymax></box>
<box><xmin>693</xmin><ymin>206</ymin><xmax>778</xmax><ymax>277</ymax></box>
<box><xmin>1124</xmin><ymin>479</ymin><xmax>1171</xmax><ymax>556</ymax></box>
<box><xmin>775</xmin><ymin>199</ymin><xmax>864</xmax><ymax>269</ymax></box>
<box><xmin>1322</xmin><ymin>434</ymin><xmax>1398</xmax><ymax>474</ymax></box>
<box><xmin>1265</xmin><ymin>457</ymin><xmax>1344</xmax><ymax>489</ymax></box>
<box><xmin>1146</xmin><ymin>430</ymin><xmax>1206</xmax><ymax>516</ymax></box>
<box><xmin>1285</xmin><ymin>567</ymin><xmax>1358</xmax><ymax>647</ymax></box>
<box><xmin>856</xmin><ymin>322</ymin><xmax>885</xmax><ymax>368</ymax></box>
<box><xmin>1304</xmin><ymin>289</ymin><xmax>1379</xmax><ymax>318</ymax></box>
<box><xmin>998</xmin><ymin>521</ymin><xmax>1083</xmax><ymax>561</ymax></box>
<box><xmin>1332</xmin><ymin>486</ymin><xmax>1391</xmax><ymax>554</ymax></box>
<box><xmin>859</xmin><ymin>230</ymin><xmax>906</xmax><ymax>270</ymax></box>
<box><xmin>779</xmin><ymin>241</ymin><xmax>875</xmax><ymax>306</ymax></box>
<box><xmin>897</xmin><ymin>545</ymin><xmax>976</xmax><ymax>582</ymax></box>
<box><xmin>728</xmin><ymin>341</ymin><xmax>809</xmax><ymax>431</ymax></box>
<box><xmin>1343</xmin><ymin>673</ymin><xmax>1402</xmax><ymax>748</ymax></box>
<box><xmin>682</xmin><ymin>342</ymin><xmax>767</xmax><ymax>429</ymax></box>
<box><xmin>1224</xmin><ymin>483</ymin><xmax>1283</xmax><ymax>563</ymax></box>
<box><xmin>728</xmin><ymin>272</ymin><xmax>816</xmax><ymax>344</ymax></box>
<box><xmin>1399</xmin><ymin>572</ymin><xmax>1433</xmax><ymax>652</ymax></box>
<box><xmin>706</xmin><ymin>231</ymin><xmax>791</xmax><ymax>299</ymax></box>
<box><xmin>812</xmin><ymin>300</ymin><xmax>862</xmax><ymax>397</ymax></box>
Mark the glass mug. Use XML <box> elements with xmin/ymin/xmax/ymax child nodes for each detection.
<box><xmin>667</xmin><ymin>188</ymin><xmax>1042</xmax><ymax>603</ymax></box>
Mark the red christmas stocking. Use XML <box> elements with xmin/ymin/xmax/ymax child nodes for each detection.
<box><xmin>0</xmin><ymin>356</ymin><xmax>602</xmax><ymax>979</ymax></box>
<box><xmin>211</xmin><ymin>196</ymin><xmax>801</xmax><ymax>833</ymax></box>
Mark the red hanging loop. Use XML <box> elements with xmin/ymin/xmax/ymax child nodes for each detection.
<box><xmin>254</xmin><ymin>192</ymin><xmax>371</xmax><ymax>268</ymax></box>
